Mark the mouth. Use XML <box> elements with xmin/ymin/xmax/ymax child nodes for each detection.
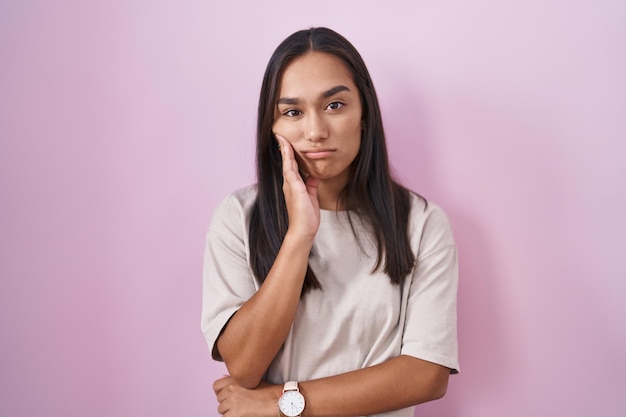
<box><xmin>301</xmin><ymin>148</ymin><xmax>335</xmax><ymax>160</ymax></box>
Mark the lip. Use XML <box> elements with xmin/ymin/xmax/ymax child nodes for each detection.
<box><xmin>301</xmin><ymin>148</ymin><xmax>335</xmax><ymax>160</ymax></box>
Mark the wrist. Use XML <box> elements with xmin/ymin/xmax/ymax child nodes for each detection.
<box><xmin>278</xmin><ymin>381</ymin><xmax>306</xmax><ymax>417</ymax></box>
<box><xmin>283</xmin><ymin>230</ymin><xmax>315</xmax><ymax>248</ymax></box>
<box><xmin>258</xmin><ymin>384</ymin><xmax>283</xmax><ymax>417</ymax></box>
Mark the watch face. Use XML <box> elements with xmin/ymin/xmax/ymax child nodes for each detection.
<box><xmin>278</xmin><ymin>390</ymin><xmax>305</xmax><ymax>417</ymax></box>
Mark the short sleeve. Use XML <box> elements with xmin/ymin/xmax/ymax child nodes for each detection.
<box><xmin>200</xmin><ymin>193</ymin><xmax>258</xmax><ymax>361</ymax></box>
<box><xmin>400</xmin><ymin>204</ymin><xmax>460</xmax><ymax>373</ymax></box>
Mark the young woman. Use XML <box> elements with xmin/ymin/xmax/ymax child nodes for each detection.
<box><xmin>202</xmin><ymin>27</ymin><xmax>459</xmax><ymax>417</ymax></box>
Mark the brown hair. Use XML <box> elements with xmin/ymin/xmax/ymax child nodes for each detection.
<box><xmin>249</xmin><ymin>27</ymin><xmax>417</xmax><ymax>294</ymax></box>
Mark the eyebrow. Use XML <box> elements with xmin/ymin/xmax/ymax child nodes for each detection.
<box><xmin>277</xmin><ymin>85</ymin><xmax>351</xmax><ymax>105</ymax></box>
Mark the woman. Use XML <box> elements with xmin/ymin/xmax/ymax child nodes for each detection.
<box><xmin>202</xmin><ymin>27</ymin><xmax>459</xmax><ymax>417</ymax></box>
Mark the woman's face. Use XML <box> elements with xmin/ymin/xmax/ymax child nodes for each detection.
<box><xmin>273</xmin><ymin>51</ymin><xmax>362</xmax><ymax>190</ymax></box>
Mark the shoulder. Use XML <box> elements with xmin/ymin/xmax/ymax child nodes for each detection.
<box><xmin>407</xmin><ymin>192</ymin><xmax>456</xmax><ymax>259</ymax></box>
<box><xmin>209</xmin><ymin>185</ymin><xmax>258</xmax><ymax>234</ymax></box>
<box><xmin>213</xmin><ymin>184</ymin><xmax>258</xmax><ymax>216</ymax></box>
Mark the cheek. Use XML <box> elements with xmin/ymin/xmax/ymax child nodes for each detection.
<box><xmin>341</xmin><ymin>112</ymin><xmax>362</xmax><ymax>135</ymax></box>
<box><xmin>348</xmin><ymin>126</ymin><xmax>362</xmax><ymax>158</ymax></box>
<box><xmin>343</xmin><ymin>119</ymin><xmax>362</xmax><ymax>146</ymax></box>
<box><xmin>272</xmin><ymin>120</ymin><xmax>300</xmax><ymax>145</ymax></box>
<box><xmin>272</xmin><ymin>118</ymin><xmax>287</xmax><ymax>135</ymax></box>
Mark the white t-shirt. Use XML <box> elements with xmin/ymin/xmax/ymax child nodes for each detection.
<box><xmin>202</xmin><ymin>185</ymin><xmax>459</xmax><ymax>417</ymax></box>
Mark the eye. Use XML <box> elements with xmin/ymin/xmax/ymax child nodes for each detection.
<box><xmin>283</xmin><ymin>109</ymin><xmax>301</xmax><ymax>117</ymax></box>
<box><xmin>326</xmin><ymin>101</ymin><xmax>343</xmax><ymax>111</ymax></box>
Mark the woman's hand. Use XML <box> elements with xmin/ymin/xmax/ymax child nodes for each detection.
<box><xmin>276</xmin><ymin>134</ymin><xmax>320</xmax><ymax>240</ymax></box>
<box><xmin>213</xmin><ymin>375</ymin><xmax>280</xmax><ymax>417</ymax></box>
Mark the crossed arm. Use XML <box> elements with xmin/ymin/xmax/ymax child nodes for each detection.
<box><xmin>213</xmin><ymin>355</ymin><xmax>449</xmax><ymax>417</ymax></box>
<box><xmin>211</xmin><ymin>136</ymin><xmax>450</xmax><ymax>417</ymax></box>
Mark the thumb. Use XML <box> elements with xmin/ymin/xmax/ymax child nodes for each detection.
<box><xmin>305</xmin><ymin>176</ymin><xmax>320</xmax><ymax>199</ymax></box>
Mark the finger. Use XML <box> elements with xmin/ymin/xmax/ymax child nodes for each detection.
<box><xmin>212</xmin><ymin>375</ymin><xmax>233</xmax><ymax>395</ymax></box>
<box><xmin>275</xmin><ymin>134</ymin><xmax>299</xmax><ymax>174</ymax></box>
<box><xmin>306</xmin><ymin>175</ymin><xmax>320</xmax><ymax>198</ymax></box>
<box><xmin>217</xmin><ymin>401</ymin><xmax>230</xmax><ymax>415</ymax></box>
<box><xmin>276</xmin><ymin>137</ymin><xmax>304</xmax><ymax>190</ymax></box>
<box><xmin>274</xmin><ymin>133</ymin><xmax>284</xmax><ymax>146</ymax></box>
<box><xmin>216</xmin><ymin>387</ymin><xmax>230</xmax><ymax>403</ymax></box>
<box><xmin>275</xmin><ymin>134</ymin><xmax>291</xmax><ymax>167</ymax></box>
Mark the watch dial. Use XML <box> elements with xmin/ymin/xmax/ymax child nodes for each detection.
<box><xmin>278</xmin><ymin>390</ymin><xmax>305</xmax><ymax>417</ymax></box>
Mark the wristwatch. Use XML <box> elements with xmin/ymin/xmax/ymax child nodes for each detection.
<box><xmin>277</xmin><ymin>381</ymin><xmax>305</xmax><ymax>417</ymax></box>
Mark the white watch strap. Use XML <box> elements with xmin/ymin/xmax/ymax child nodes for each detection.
<box><xmin>283</xmin><ymin>380</ymin><xmax>299</xmax><ymax>391</ymax></box>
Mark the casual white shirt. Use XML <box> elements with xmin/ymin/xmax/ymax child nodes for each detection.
<box><xmin>202</xmin><ymin>185</ymin><xmax>459</xmax><ymax>417</ymax></box>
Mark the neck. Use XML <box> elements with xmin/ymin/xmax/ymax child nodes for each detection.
<box><xmin>317</xmin><ymin>177</ymin><xmax>348</xmax><ymax>210</ymax></box>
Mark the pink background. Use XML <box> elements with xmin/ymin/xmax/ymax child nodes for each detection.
<box><xmin>1</xmin><ymin>1</ymin><xmax>625</xmax><ymax>416</ymax></box>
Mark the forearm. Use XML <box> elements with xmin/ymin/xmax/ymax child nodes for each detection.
<box><xmin>217</xmin><ymin>233</ymin><xmax>313</xmax><ymax>388</ymax></box>
<box><xmin>213</xmin><ymin>355</ymin><xmax>450</xmax><ymax>417</ymax></box>
<box><xmin>298</xmin><ymin>355</ymin><xmax>449</xmax><ymax>417</ymax></box>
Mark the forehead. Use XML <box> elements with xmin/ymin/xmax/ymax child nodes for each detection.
<box><xmin>277</xmin><ymin>52</ymin><xmax>357</xmax><ymax>97</ymax></box>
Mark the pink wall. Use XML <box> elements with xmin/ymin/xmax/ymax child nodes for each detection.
<box><xmin>1</xmin><ymin>1</ymin><xmax>624</xmax><ymax>416</ymax></box>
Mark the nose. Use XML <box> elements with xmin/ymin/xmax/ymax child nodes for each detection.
<box><xmin>304</xmin><ymin>111</ymin><xmax>328</xmax><ymax>142</ymax></box>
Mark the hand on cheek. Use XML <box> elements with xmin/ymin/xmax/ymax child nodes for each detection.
<box><xmin>274</xmin><ymin>133</ymin><xmax>320</xmax><ymax>239</ymax></box>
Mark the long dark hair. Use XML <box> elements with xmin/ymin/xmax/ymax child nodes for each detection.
<box><xmin>249</xmin><ymin>27</ymin><xmax>417</xmax><ymax>294</ymax></box>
